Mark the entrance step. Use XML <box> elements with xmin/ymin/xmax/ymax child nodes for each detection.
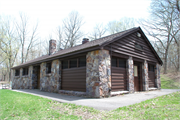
<box><xmin>149</xmin><ymin>88</ymin><xmax>158</xmax><ymax>91</ymax></box>
<box><xmin>58</xmin><ymin>90</ymin><xmax>86</xmax><ymax>97</ymax></box>
<box><xmin>111</xmin><ymin>91</ymin><xmax>129</xmax><ymax>96</ymax></box>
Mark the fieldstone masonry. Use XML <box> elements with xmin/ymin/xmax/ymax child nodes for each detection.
<box><xmin>40</xmin><ymin>59</ymin><xmax>61</xmax><ymax>93</ymax></box>
<box><xmin>155</xmin><ymin>63</ymin><xmax>161</xmax><ymax>89</ymax></box>
<box><xmin>127</xmin><ymin>57</ymin><xmax>134</xmax><ymax>93</ymax></box>
<box><xmin>12</xmin><ymin>66</ymin><xmax>33</xmax><ymax>89</ymax></box>
<box><xmin>86</xmin><ymin>50</ymin><xmax>111</xmax><ymax>98</ymax></box>
<box><xmin>11</xmin><ymin>53</ymin><xmax>161</xmax><ymax>97</ymax></box>
<box><xmin>142</xmin><ymin>60</ymin><xmax>149</xmax><ymax>91</ymax></box>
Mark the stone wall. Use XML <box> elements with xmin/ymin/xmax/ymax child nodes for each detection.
<box><xmin>127</xmin><ymin>57</ymin><xmax>134</xmax><ymax>93</ymax></box>
<box><xmin>155</xmin><ymin>63</ymin><xmax>161</xmax><ymax>89</ymax></box>
<box><xmin>142</xmin><ymin>60</ymin><xmax>149</xmax><ymax>91</ymax></box>
<box><xmin>86</xmin><ymin>50</ymin><xmax>111</xmax><ymax>98</ymax></box>
<box><xmin>40</xmin><ymin>59</ymin><xmax>61</xmax><ymax>93</ymax></box>
<box><xmin>12</xmin><ymin>66</ymin><xmax>33</xmax><ymax>89</ymax></box>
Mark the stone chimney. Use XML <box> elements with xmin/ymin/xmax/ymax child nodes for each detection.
<box><xmin>49</xmin><ymin>39</ymin><xmax>56</xmax><ymax>55</ymax></box>
<box><xmin>82</xmin><ymin>38</ymin><xmax>89</xmax><ymax>44</ymax></box>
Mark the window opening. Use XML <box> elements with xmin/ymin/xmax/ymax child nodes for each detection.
<box><xmin>23</xmin><ymin>68</ymin><xmax>28</xmax><ymax>75</ymax></box>
<box><xmin>79</xmin><ymin>57</ymin><xmax>86</xmax><ymax>67</ymax></box>
<box><xmin>15</xmin><ymin>69</ymin><xmax>20</xmax><ymax>76</ymax></box>
<box><xmin>46</xmin><ymin>62</ymin><xmax>51</xmax><ymax>74</ymax></box>
<box><xmin>119</xmin><ymin>59</ymin><xmax>126</xmax><ymax>68</ymax></box>
<box><xmin>134</xmin><ymin>65</ymin><xmax>138</xmax><ymax>77</ymax></box>
<box><xmin>70</xmin><ymin>59</ymin><xmax>77</xmax><ymax>68</ymax></box>
<box><xmin>62</xmin><ymin>60</ymin><xmax>68</xmax><ymax>69</ymax></box>
<box><xmin>148</xmin><ymin>64</ymin><xmax>154</xmax><ymax>72</ymax></box>
<box><xmin>112</xmin><ymin>57</ymin><xmax>117</xmax><ymax>67</ymax></box>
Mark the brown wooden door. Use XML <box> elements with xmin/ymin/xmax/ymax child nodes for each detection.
<box><xmin>134</xmin><ymin>65</ymin><xmax>139</xmax><ymax>91</ymax></box>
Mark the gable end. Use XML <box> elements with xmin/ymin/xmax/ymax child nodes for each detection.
<box><xmin>102</xmin><ymin>27</ymin><xmax>163</xmax><ymax>65</ymax></box>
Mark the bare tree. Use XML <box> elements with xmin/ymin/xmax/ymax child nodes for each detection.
<box><xmin>0</xmin><ymin>16</ymin><xmax>19</xmax><ymax>81</ymax></box>
<box><xmin>89</xmin><ymin>23</ymin><xmax>107</xmax><ymax>40</ymax></box>
<box><xmin>55</xmin><ymin>26</ymin><xmax>63</xmax><ymax>49</ymax></box>
<box><xmin>140</xmin><ymin>0</ymin><xmax>180</xmax><ymax>74</ymax></box>
<box><xmin>107</xmin><ymin>20</ymin><xmax>122</xmax><ymax>34</ymax></box>
<box><xmin>169</xmin><ymin>0</ymin><xmax>180</xmax><ymax>73</ymax></box>
<box><xmin>16</xmin><ymin>13</ymin><xmax>39</xmax><ymax>63</ymax></box>
<box><xmin>107</xmin><ymin>17</ymin><xmax>135</xmax><ymax>34</ymax></box>
<box><xmin>168</xmin><ymin>42</ymin><xmax>179</xmax><ymax>71</ymax></box>
<box><xmin>62</xmin><ymin>11</ymin><xmax>84</xmax><ymax>48</ymax></box>
<box><xmin>42</xmin><ymin>34</ymin><xmax>53</xmax><ymax>55</ymax></box>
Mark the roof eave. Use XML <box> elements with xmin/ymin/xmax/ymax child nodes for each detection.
<box><xmin>11</xmin><ymin>45</ymin><xmax>101</xmax><ymax>69</ymax></box>
<box><xmin>138</xmin><ymin>27</ymin><xmax>163</xmax><ymax>65</ymax></box>
<box><xmin>100</xmin><ymin>27</ymin><xmax>139</xmax><ymax>47</ymax></box>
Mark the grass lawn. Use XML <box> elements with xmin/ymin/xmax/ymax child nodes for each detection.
<box><xmin>161</xmin><ymin>74</ymin><xmax>180</xmax><ymax>89</ymax></box>
<box><xmin>0</xmin><ymin>89</ymin><xmax>180</xmax><ymax>119</ymax></box>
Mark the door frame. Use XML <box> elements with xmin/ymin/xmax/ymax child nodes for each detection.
<box><xmin>134</xmin><ymin>61</ymin><xmax>143</xmax><ymax>91</ymax></box>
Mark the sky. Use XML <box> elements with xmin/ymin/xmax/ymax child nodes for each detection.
<box><xmin>0</xmin><ymin>0</ymin><xmax>151</xmax><ymax>41</ymax></box>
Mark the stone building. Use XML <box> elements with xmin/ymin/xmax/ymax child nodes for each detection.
<box><xmin>11</xmin><ymin>27</ymin><xmax>162</xmax><ymax>98</ymax></box>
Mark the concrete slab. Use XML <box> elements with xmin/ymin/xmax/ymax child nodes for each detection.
<box><xmin>111</xmin><ymin>91</ymin><xmax>129</xmax><ymax>96</ymax></box>
<box><xmin>12</xmin><ymin>89</ymin><xmax>180</xmax><ymax>111</ymax></box>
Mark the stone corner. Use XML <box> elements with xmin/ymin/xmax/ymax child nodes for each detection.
<box><xmin>86</xmin><ymin>50</ymin><xmax>111</xmax><ymax>98</ymax></box>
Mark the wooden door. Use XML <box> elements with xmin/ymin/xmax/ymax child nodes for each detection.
<box><xmin>134</xmin><ymin>65</ymin><xmax>139</xmax><ymax>91</ymax></box>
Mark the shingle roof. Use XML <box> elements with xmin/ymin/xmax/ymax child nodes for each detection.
<box><xmin>12</xmin><ymin>27</ymin><xmax>138</xmax><ymax>69</ymax></box>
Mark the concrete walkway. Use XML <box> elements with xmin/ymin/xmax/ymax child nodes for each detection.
<box><xmin>12</xmin><ymin>89</ymin><xmax>180</xmax><ymax>111</ymax></box>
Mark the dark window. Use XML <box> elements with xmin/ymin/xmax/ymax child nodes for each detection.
<box><xmin>119</xmin><ymin>59</ymin><xmax>126</xmax><ymax>68</ymax></box>
<box><xmin>46</xmin><ymin>62</ymin><xmax>51</xmax><ymax>74</ymax></box>
<box><xmin>148</xmin><ymin>64</ymin><xmax>154</xmax><ymax>72</ymax></box>
<box><xmin>15</xmin><ymin>69</ymin><xmax>20</xmax><ymax>76</ymax></box>
<box><xmin>62</xmin><ymin>60</ymin><xmax>68</xmax><ymax>69</ymax></box>
<box><xmin>79</xmin><ymin>57</ymin><xmax>86</xmax><ymax>67</ymax></box>
<box><xmin>23</xmin><ymin>68</ymin><xmax>28</xmax><ymax>76</ymax></box>
<box><xmin>70</xmin><ymin>59</ymin><xmax>77</xmax><ymax>68</ymax></box>
<box><xmin>135</xmin><ymin>43</ymin><xmax>143</xmax><ymax>50</ymax></box>
<box><xmin>112</xmin><ymin>57</ymin><xmax>117</xmax><ymax>67</ymax></box>
<box><xmin>33</xmin><ymin>66</ymin><xmax>36</xmax><ymax>74</ymax></box>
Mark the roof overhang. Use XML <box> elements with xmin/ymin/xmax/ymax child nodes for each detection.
<box><xmin>12</xmin><ymin>45</ymin><xmax>100</xmax><ymax>69</ymax></box>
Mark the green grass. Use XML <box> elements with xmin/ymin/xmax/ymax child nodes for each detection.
<box><xmin>0</xmin><ymin>90</ymin><xmax>81</xmax><ymax>119</ymax></box>
<box><xmin>110</xmin><ymin>92</ymin><xmax>180</xmax><ymax>119</ymax></box>
<box><xmin>161</xmin><ymin>74</ymin><xmax>180</xmax><ymax>89</ymax></box>
<box><xmin>1</xmin><ymin>90</ymin><xmax>180</xmax><ymax>119</ymax></box>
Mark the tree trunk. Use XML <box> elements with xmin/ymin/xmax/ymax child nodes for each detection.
<box><xmin>4</xmin><ymin>75</ymin><xmax>5</xmax><ymax>81</ymax></box>
<box><xmin>9</xmin><ymin>58</ymin><xmax>11</xmax><ymax>82</ymax></box>
<box><xmin>164</xmin><ymin>49</ymin><xmax>168</xmax><ymax>74</ymax></box>
<box><xmin>9</xmin><ymin>39</ymin><xmax>12</xmax><ymax>82</ymax></box>
<box><xmin>21</xmin><ymin>44</ymin><xmax>24</xmax><ymax>63</ymax></box>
